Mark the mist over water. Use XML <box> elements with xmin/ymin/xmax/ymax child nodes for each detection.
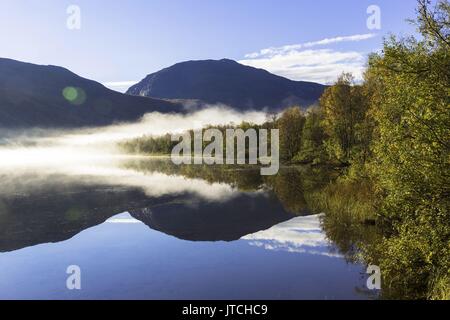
<box><xmin>0</xmin><ymin>106</ymin><xmax>268</xmax><ymax>171</ymax></box>
<box><xmin>0</xmin><ymin>106</ymin><xmax>270</xmax><ymax>200</ymax></box>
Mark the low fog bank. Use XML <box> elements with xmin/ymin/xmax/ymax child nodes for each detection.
<box><xmin>0</xmin><ymin>106</ymin><xmax>269</xmax><ymax>170</ymax></box>
<box><xmin>52</xmin><ymin>105</ymin><xmax>269</xmax><ymax>146</ymax></box>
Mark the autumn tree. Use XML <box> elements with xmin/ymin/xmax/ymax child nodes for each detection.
<box><xmin>320</xmin><ymin>73</ymin><xmax>370</xmax><ymax>164</ymax></box>
<box><xmin>277</xmin><ymin>106</ymin><xmax>305</xmax><ymax>161</ymax></box>
<box><xmin>367</xmin><ymin>0</ymin><xmax>450</xmax><ymax>299</ymax></box>
<box><xmin>294</xmin><ymin>106</ymin><xmax>328</xmax><ymax>164</ymax></box>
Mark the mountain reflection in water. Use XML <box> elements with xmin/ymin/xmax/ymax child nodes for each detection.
<box><xmin>0</xmin><ymin>157</ymin><xmax>374</xmax><ymax>299</ymax></box>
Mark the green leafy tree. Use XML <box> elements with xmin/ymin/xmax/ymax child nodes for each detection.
<box><xmin>294</xmin><ymin>106</ymin><xmax>328</xmax><ymax>164</ymax></box>
<box><xmin>366</xmin><ymin>0</ymin><xmax>450</xmax><ymax>299</ymax></box>
<box><xmin>277</xmin><ymin>106</ymin><xmax>305</xmax><ymax>161</ymax></box>
<box><xmin>320</xmin><ymin>73</ymin><xmax>370</xmax><ymax>164</ymax></box>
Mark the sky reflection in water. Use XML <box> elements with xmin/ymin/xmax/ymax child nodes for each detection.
<box><xmin>0</xmin><ymin>157</ymin><xmax>372</xmax><ymax>300</ymax></box>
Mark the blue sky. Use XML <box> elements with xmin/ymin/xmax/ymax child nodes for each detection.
<box><xmin>1</xmin><ymin>0</ymin><xmax>419</xmax><ymax>91</ymax></box>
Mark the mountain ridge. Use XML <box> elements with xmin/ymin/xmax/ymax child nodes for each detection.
<box><xmin>127</xmin><ymin>59</ymin><xmax>326</xmax><ymax>111</ymax></box>
<box><xmin>0</xmin><ymin>58</ymin><xmax>327</xmax><ymax>129</ymax></box>
<box><xmin>0</xmin><ymin>58</ymin><xmax>184</xmax><ymax>129</ymax></box>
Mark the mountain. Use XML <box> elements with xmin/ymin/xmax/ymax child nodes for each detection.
<box><xmin>127</xmin><ymin>59</ymin><xmax>326</xmax><ymax>111</ymax></box>
<box><xmin>0</xmin><ymin>58</ymin><xmax>184</xmax><ymax>128</ymax></box>
<box><xmin>0</xmin><ymin>177</ymin><xmax>294</xmax><ymax>251</ymax></box>
<box><xmin>129</xmin><ymin>193</ymin><xmax>295</xmax><ymax>242</ymax></box>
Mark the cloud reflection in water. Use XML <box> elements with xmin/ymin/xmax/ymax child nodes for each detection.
<box><xmin>242</xmin><ymin>214</ymin><xmax>343</xmax><ymax>258</ymax></box>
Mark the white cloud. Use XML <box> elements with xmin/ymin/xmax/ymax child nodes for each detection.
<box><xmin>244</xmin><ymin>33</ymin><xmax>376</xmax><ymax>59</ymax></box>
<box><xmin>102</xmin><ymin>81</ymin><xmax>138</xmax><ymax>93</ymax></box>
<box><xmin>106</xmin><ymin>213</ymin><xmax>143</xmax><ymax>224</ymax></box>
<box><xmin>240</xmin><ymin>33</ymin><xmax>376</xmax><ymax>84</ymax></box>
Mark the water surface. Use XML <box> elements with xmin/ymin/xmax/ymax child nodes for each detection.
<box><xmin>0</xmin><ymin>158</ymin><xmax>374</xmax><ymax>299</ymax></box>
